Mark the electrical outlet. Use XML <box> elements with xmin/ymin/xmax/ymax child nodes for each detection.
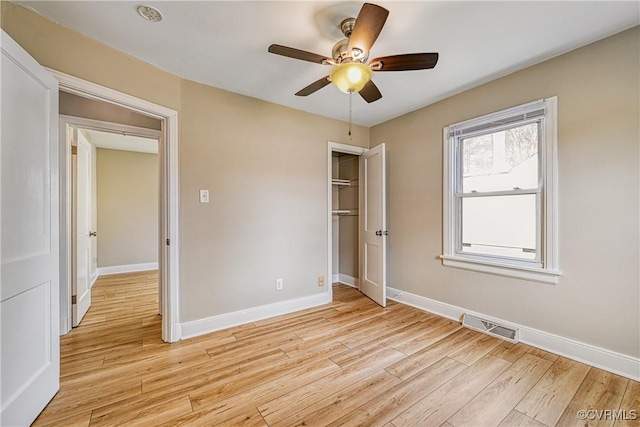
<box><xmin>318</xmin><ymin>276</ymin><xmax>325</xmax><ymax>287</ymax></box>
<box><xmin>276</xmin><ymin>278</ymin><xmax>283</xmax><ymax>291</ymax></box>
<box><xmin>199</xmin><ymin>189</ymin><xmax>209</xmax><ymax>203</ymax></box>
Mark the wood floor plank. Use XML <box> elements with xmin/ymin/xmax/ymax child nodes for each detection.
<box><xmin>231</xmin><ymin>316</ymin><xmax>327</xmax><ymax>341</ymax></box>
<box><xmin>386</xmin><ymin>328</ymin><xmax>481</xmax><ymax>380</ymax></box>
<box><xmin>394</xmin><ymin>318</ymin><xmax>463</xmax><ymax>355</ymax></box>
<box><xmin>527</xmin><ymin>347</ymin><xmax>560</xmax><ymax>363</ymax></box>
<box><xmin>327</xmin><ymin>357</ymin><xmax>467</xmax><ymax>426</ymax></box>
<box><xmin>448</xmin><ymin>353</ymin><xmax>553</xmax><ymax>427</ymax></box>
<box><xmin>338</xmin><ymin>305</ymin><xmax>428</xmax><ymax>348</ymax></box>
<box><xmin>102</xmin><ymin>330</ymin><xmax>236</xmax><ymax>368</ymax></box>
<box><xmin>215</xmin><ymin>409</ymin><xmax>268</xmax><ymax>427</ymax></box>
<box><xmin>352</xmin><ymin>319</ymin><xmax>428</xmax><ymax>352</ymax></box>
<box><xmin>329</xmin><ymin>341</ymin><xmax>388</xmax><ymax>367</ymax></box>
<box><xmin>205</xmin><ymin>329</ymin><xmax>302</xmax><ymax>360</ymax></box>
<box><xmin>91</xmin><ymin>395</ymin><xmax>193</xmax><ymax>427</ymax></box>
<box><xmin>272</xmin><ymin>370</ymin><xmax>401</xmax><ymax>427</ymax></box>
<box><xmin>258</xmin><ymin>345</ymin><xmax>406</xmax><ymax>425</ymax></box>
<box><xmin>280</xmin><ymin>336</ymin><xmax>349</xmax><ymax>359</ymax></box>
<box><xmin>32</xmin><ymin>410</ymin><xmax>92</xmax><ymax>427</ymax></box>
<box><xmin>516</xmin><ymin>356</ymin><xmax>591</xmax><ymax>426</ymax></box>
<box><xmin>391</xmin><ymin>353</ymin><xmax>512</xmax><ymax>427</ymax></box>
<box><xmin>615</xmin><ymin>381</ymin><xmax>640</xmax><ymax>427</ymax></box>
<box><xmin>556</xmin><ymin>368</ymin><xmax>629</xmax><ymax>427</ymax></box>
<box><xmin>449</xmin><ymin>332</ymin><xmax>503</xmax><ymax>366</ymax></box>
<box><xmin>294</xmin><ymin>305</ymin><xmax>388</xmax><ymax>341</ymax></box>
<box><xmin>60</xmin><ymin>354</ymin><xmax>105</xmax><ymax>377</ymax></box>
<box><xmin>141</xmin><ymin>348</ymin><xmax>288</xmax><ymax>394</ymax></box>
<box><xmin>33</xmin><ymin>274</ymin><xmax>638</xmax><ymax>427</ymax></box>
<box><xmin>32</xmin><ymin>378</ymin><xmax>141</xmax><ymax>426</ymax></box>
<box><xmin>498</xmin><ymin>410</ymin><xmax>548</xmax><ymax>427</ymax></box>
<box><xmin>491</xmin><ymin>340</ymin><xmax>533</xmax><ymax>362</ymax></box>
<box><xmin>176</xmin><ymin>359</ymin><xmax>341</xmax><ymax>425</ymax></box>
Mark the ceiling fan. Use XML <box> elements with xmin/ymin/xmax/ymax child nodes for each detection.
<box><xmin>268</xmin><ymin>3</ymin><xmax>439</xmax><ymax>103</ymax></box>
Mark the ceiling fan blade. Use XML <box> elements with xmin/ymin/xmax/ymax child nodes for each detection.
<box><xmin>268</xmin><ymin>44</ymin><xmax>330</xmax><ymax>64</ymax></box>
<box><xmin>348</xmin><ymin>3</ymin><xmax>389</xmax><ymax>58</ymax></box>
<box><xmin>295</xmin><ymin>76</ymin><xmax>331</xmax><ymax>96</ymax></box>
<box><xmin>359</xmin><ymin>80</ymin><xmax>382</xmax><ymax>103</ymax></box>
<box><xmin>371</xmin><ymin>53</ymin><xmax>439</xmax><ymax>71</ymax></box>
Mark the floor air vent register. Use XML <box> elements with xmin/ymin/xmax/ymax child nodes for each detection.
<box><xmin>462</xmin><ymin>313</ymin><xmax>519</xmax><ymax>343</ymax></box>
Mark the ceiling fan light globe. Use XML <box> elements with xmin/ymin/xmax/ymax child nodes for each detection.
<box><xmin>330</xmin><ymin>62</ymin><xmax>372</xmax><ymax>94</ymax></box>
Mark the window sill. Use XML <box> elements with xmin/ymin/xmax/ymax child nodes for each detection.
<box><xmin>440</xmin><ymin>255</ymin><xmax>561</xmax><ymax>285</ymax></box>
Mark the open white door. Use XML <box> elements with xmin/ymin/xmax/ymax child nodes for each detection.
<box><xmin>1</xmin><ymin>30</ymin><xmax>60</xmax><ymax>425</ymax></box>
<box><xmin>72</xmin><ymin>131</ymin><xmax>92</xmax><ymax>326</ymax></box>
<box><xmin>360</xmin><ymin>143</ymin><xmax>387</xmax><ymax>307</ymax></box>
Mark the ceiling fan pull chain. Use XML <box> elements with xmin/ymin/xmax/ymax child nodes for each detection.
<box><xmin>348</xmin><ymin>90</ymin><xmax>353</xmax><ymax>139</ymax></box>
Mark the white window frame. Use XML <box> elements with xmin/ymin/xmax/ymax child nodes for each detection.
<box><xmin>441</xmin><ymin>97</ymin><xmax>561</xmax><ymax>284</ymax></box>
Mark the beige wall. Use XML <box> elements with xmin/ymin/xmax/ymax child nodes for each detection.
<box><xmin>96</xmin><ymin>148</ymin><xmax>158</xmax><ymax>268</ymax></box>
<box><xmin>370</xmin><ymin>26</ymin><xmax>640</xmax><ymax>358</ymax></box>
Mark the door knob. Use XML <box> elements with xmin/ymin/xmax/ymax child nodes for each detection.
<box><xmin>375</xmin><ymin>230</ymin><xmax>382</xmax><ymax>236</ymax></box>
<box><xmin>89</xmin><ymin>231</ymin><xmax>97</xmax><ymax>237</ymax></box>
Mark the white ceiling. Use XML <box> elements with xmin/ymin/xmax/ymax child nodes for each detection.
<box><xmin>16</xmin><ymin>1</ymin><xmax>639</xmax><ymax>127</ymax></box>
<box><xmin>81</xmin><ymin>129</ymin><xmax>158</xmax><ymax>154</ymax></box>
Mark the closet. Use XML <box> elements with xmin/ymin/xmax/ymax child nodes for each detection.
<box><xmin>331</xmin><ymin>152</ymin><xmax>360</xmax><ymax>287</ymax></box>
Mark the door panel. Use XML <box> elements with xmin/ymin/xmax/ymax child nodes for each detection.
<box><xmin>1</xmin><ymin>30</ymin><xmax>60</xmax><ymax>426</ymax></box>
<box><xmin>360</xmin><ymin>143</ymin><xmax>386</xmax><ymax>307</ymax></box>
<box><xmin>73</xmin><ymin>132</ymin><xmax>92</xmax><ymax>326</ymax></box>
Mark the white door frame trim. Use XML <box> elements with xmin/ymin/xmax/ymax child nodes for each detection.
<box><xmin>327</xmin><ymin>141</ymin><xmax>367</xmax><ymax>302</ymax></box>
<box><xmin>50</xmin><ymin>69</ymin><xmax>181</xmax><ymax>342</ymax></box>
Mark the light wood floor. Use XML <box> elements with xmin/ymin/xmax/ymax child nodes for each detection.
<box><xmin>34</xmin><ymin>271</ymin><xmax>639</xmax><ymax>427</ymax></box>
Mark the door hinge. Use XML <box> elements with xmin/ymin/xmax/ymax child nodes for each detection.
<box><xmin>71</xmin><ymin>295</ymin><xmax>77</xmax><ymax>304</ymax></box>
<box><xmin>166</xmin><ymin>238</ymin><xmax>170</xmax><ymax>246</ymax></box>
<box><xmin>71</xmin><ymin>145</ymin><xmax>78</xmax><ymax>155</ymax></box>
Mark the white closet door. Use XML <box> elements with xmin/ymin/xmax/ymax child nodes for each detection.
<box><xmin>1</xmin><ymin>30</ymin><xmax>60</xmax><ymax>426</ymax></box>
<box><xmin>359</xmin><ymin>143</ymin><xmax>387</xmax><ymax>307</ymax></box>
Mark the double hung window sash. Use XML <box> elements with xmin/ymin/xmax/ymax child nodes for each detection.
<box><xmin>452</xmin><ymin>116</ymin><xmax>544</xmax><ymax>266</ymax></box>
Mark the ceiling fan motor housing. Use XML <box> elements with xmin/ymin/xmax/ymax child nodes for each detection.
<box><xmin>332</xmin><ymin>38</ymin><xmax>368</xmax><ymax>64</ymax></box>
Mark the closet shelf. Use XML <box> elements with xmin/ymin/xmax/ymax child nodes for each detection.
<box><xmin>332</xmin><ymin>209</ymin><xmax>359</xmax><ymax>216</ymax></box>
<box><xmin>332</xmin><ymin>179</ymin><xmax>359</xmax><ymax>187</ymax></box>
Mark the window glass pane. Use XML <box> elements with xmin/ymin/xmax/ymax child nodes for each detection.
<box><xmin>461</xmin><ymin>194</ymin><xmax>537</xmax><ymax>260</ymax></box>
<box><xmin>462</xmin><ymin>122</ymin><xmax>539</xmax><ymax>193</ymax></box>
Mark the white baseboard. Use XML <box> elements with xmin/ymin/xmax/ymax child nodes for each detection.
<box><xmin>180</xmin><ymin>291</ymin><xmax>332</xmax><ymax>339</ymax></box>
<box><xmin>60</xmin><ymin>316</ymin><xmax>70</xmax><ymax>335</ymax></box>
<box><xmin>97</xmin><ymin>262</ymin><xmax>159</xmax><ymax>276</ymax></box>
<box><xmin>387</xmin><ymin>286</ymin><xmax>640</xmax><ymax>381</ymax></box>
<box><xmin>90</xmin><ymin>272</ymin><xmax>99</xmax><ymax>287</ymax></box>
<box><xmin>337</xmin><ymin>273</ymin><xmax>359</xmax><ymax>288</ymax></box>
<box><xmin>332</xmin><ymin>274</ymin><xmax>339</xmax><ymax>283</ymax></box>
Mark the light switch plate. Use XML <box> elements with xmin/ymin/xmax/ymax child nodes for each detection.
<box><xmin>199</xmin><ymin>189</ymin><xmax>209</xmax><ymax>203</ymax></box>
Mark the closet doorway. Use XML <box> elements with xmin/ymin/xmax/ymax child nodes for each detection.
<box><xmin>327</xmin><ymin>142</ymin><xmax>388</xmax><ymax>307</ymax></box>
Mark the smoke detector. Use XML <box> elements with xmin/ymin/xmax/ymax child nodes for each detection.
<box><xmin>137</xmin><ymin>5</ymin><xmax>162</xmax><ymax>22</ymax></box>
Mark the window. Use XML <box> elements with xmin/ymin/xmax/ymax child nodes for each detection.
<box><xmin>442</xmin><ymin>97</ymin><xmax>560</xmax><ymax>284</ymax></box>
